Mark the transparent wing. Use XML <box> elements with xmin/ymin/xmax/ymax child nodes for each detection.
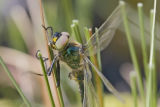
<box><xmin>83</xmin><ymin>61</ymin><xmax>99</xmax><ymax>107</ymax></box>
<box><xmin>83</xmin><ymin>63</ymin><xmax>91</xmax><ymax>107</ymax></box>
<box><xmin>84</xmin><ymin>4</ymin><xmax>122</xmax><ymax>55</ymax></box>
<box><xmin>84</xmin><ymin>56</ymin><xmax>124</xmax><ymax>102</ymax></box>
<box><xmin>118</xmin><ymin>6</ymin><xmax>160</xmax><ymax>50</ymax></box>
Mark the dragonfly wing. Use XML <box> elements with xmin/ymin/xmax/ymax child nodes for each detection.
<box><xmin>84</xmin><ymin>4</ymin><xmax>122</xmax><ymax>56</ymax></box>
<box><xmin>83</xmin><ymin>64</ymin><xmax>89</xmax><ymax>107</ymax></box>
<box><xmin>84</xmin><ymin>56</ymin><xmax>124</xmax><ymax>102</ymax></box>
<box><xmin>83</xmin><ymin>61</ymin><xmax>99</xmax><ymax>107</ymax></box>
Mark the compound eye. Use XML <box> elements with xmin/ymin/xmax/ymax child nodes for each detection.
<box><xmin>55</xmin><ymin>34</ymin><xmax>69</xmax><ymax>50</ymax></box>
<box><xmin>54</xmin><ymin>32</ymin><xmax>61</xmax><ymax>38</ymax></box>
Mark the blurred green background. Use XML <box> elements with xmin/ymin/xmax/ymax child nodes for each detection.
<box><xmin>0</xmin><ymin>0</ymin><xmax>159</xmax><ymax>107</ymax></box>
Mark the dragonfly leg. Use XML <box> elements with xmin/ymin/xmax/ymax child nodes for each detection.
<box><xmin>36</xmin><ymin>50</ymin><xmax>49</xmax><ymax>71</ymax></box>
<box><xmin>68</xmin><ymin>71</ymin><xmax>75</xmax><ymax>80</ymax></box>
<box><xmin>36</xmin><ymin>50</ymin><xmax>48</xmax><ymax>61</ymax></box>
<box><xmin>68</xmin><ymin>70</ymin><xmax>84</xmax><ymax>81</ymax></box>
<box><xmin>47</xmin><ymin>56</ymin><xmax>58</xmax><ymax>76</ymax></box>
<box><xmin>56</xmin><ymin>60</ymin><xmax>60</xmax><ymax>87</ymax></box>
<box><xmin>42</xmin><ymin>25</ymin><xmax>53</xmax><ymax>36</ymax></box>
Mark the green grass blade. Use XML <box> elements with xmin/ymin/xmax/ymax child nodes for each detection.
<box><xmin>120</xmin><ymin>1</ymin><xmax>145</xmax><ymax>103</ymax></box>
<box><xmin>95</xmin><ymin>28</ymin><xmax>102</xmax><ymax>71</ymax></box>
<box><xmin>71</xmin><ymin>20</ymin><xmax>83</xmax><ymax>44</ymax></box>
<box><xmin>49</xmin><ymin>46</ymin><xmax>64</xmax><ymax>107</ymax></box>
<box><xmin>59</xmin><ymin>0</ymin><xmax>74</xmax><ymax>31</ymax></box>
<box><xmin>130</xmin><ymin>72</ymin><xmax>138</xmax><ymax>107</ymax></box>
<box><xmin>137</xmin><ymin>3</ymin><xmax>149</xmax><ymax>79</ymax></box>
<box><xmin>94</xmin><ymin>28</ymin><xmax>103</xmax><ymax>107</ymax></box>
<box><xmin>73</xmin><ymin>20</ymin><xmax>83</xmax><ymax>43</ymax></box>
<box><xmin>37</xmin><ymin>52</ymin><xmax>55</xmax><ymax>107</ymax></box>
<box><xmin>84</xmin><ymin>27</ymin><xmax>103</xmax><ymax>107</ymax></box>
<box><xmin>146</xmin><ymin>66</ymin><xmax>153</xmax><ymax>107</ymax></box>
<box><xmin>0</xmin><ymin>56</ymin><xmax>31</xmax><ymax>107</ymax></box>
<box><xmin>38</xmin><ymin>0</ymin><xmax>62</xmax><ymax>105</ymax></box>
<box><xmin>147</xmin><ymin>6</ymin><xmax>157</xmax><ymax>107</ymax></box>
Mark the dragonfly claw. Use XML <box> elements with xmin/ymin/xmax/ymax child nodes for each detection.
<box><xmin>56</xmin><ymin>81</ymin><xmax>60</xmax><ymax>87</ymax></box>
<box><xmin>68</xmin><ymin>72</ymin><xmax>77</xmax><ymax>80</ymax></box>
<box><xmin>35</xmin><ymin>50</ymin><xmax>41</xmax><ymax>59</ymax></box>
<box><xmin>68</xmin><ymin>72</ymin><xmax>72</xmax><ymax>80</ymax></box>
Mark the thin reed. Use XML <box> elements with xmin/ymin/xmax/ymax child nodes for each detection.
<box><xmin>0</xmin><ymin>57</ymin><xmax>31</xmax><ymax>107</ymax></box>
<box><xmin>38</xmin><ymin>0</ymin><xmax>64</xmax><ymax>106</ymax></box>
<box><xmin>120</xmin><ymin>1</ymin><xmax>158</xmax><ymax>107</ymax></box>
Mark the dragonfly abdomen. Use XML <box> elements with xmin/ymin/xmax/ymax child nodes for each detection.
<box><xmin>60</xmin><ymin>42</ymin><xmax>85</xmax><ymax>102</ymax></box>
<box><xmin>68</xmin><ymin>69</ymin><xmax>84</xmax><ymax>103</ymax></box>
<box><xmin>78</xmin><ymin>80</ymin><xmax>84</xmax><ymax>103</ymax></box>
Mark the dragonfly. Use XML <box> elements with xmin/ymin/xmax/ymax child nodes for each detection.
<box><xmin>36</xmin><ymin>4</ymin><xmax>123</xmax><ymax>107</ymax></box>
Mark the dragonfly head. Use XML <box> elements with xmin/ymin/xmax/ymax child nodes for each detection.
<box><xmin>51</xmin><ymin>32</ymin><xmax>70</xmax><ymax>50</ymax></box>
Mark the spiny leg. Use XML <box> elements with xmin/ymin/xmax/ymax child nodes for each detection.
<box><xmin>56</xmin><ymin>60</ymin><xmax>60</xmax><ymax>87</ymax></box>
<box><xmin>42</xmin><ymin>25</ymin><xmax>54</xmax><ymax>44</ymax></box>
<box><xmin>36</xmin><ymin>50</ymin><xmax>60</xmax><ymax>87</ymax></box>
<box><xmin>36</xmin><ymin>50</ymin><xmax>49</xmax><ymax>71</ymax></box>
<box><xmin>39</xmin><ymin>53</ymin><xmax>60</xmax><ymax>87</ymax></box>
<box><xmin>68</xmin><ymin>70</ymin><xmax>84</xmax><ymax>81</ymax></box>
<box><xmin>47</xmin><ymin>55</ymin><xmax>58</xmax><ymax>76</ymax></box>
<box><xmin>42</xmin><ymin>25</ymin><xmax>53</xmax><ymax>36</ymax></box>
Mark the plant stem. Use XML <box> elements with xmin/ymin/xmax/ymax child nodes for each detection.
<box><xmin>130</xmin><ymin>72</ymin><xmax>138</xmax><ymax>107</ymax></box>
<box><xmin>148</xmin><ymin>5</ymin><xmax>157</xmax><ymax>106</ymax></box>
<box><xmin>49</xmin><ymin>46</ymin><xmax>64</xmax><ymax>107</ymax></box>
<box><xmin>0</xmin><ymin>57</ymin><xmax>31</xmax><ymax>107</ymax></box>
<box><xmin>137</xmin><ymin>3</ymin><xmax>149</xmax><ymax>79</ymax></box>
<box><xmin>59</xmin><ymin>0</ymin><xmax>74</xmax><ymax>31</ymax></box>
<box><xmin>71</xmin><ymin>20</ymin><xmax>83</xmax><ymax>43</ymax></box>
<box><xmin>37</xmin><ymin>52</ymin><xmax>55</xmax><ymax>107</ymax></box>
<box><xmin>95</xmin><ymin>28</ymin><xmax>102</xmax><ymax>71</ymax></box>
<box><xmin>38</xmin><ymin>0</ymin><xmax>63</xmax><ymax>106</ymax></box>
<box><xmin>120</xmin><ymin>1</ymin><xmax>145</xmax><ymax>103</ymax></box>
<box><xmin>146</xmin><ymin>65</ymin><xmax>153</xmax><ymax>107</ymax></box>
<box><xmin>84</xmin><ymin>27</ymin><xmax>103</xmax><ymax>107</ymax></box>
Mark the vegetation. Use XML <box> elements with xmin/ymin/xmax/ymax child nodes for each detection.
<box><xmin>0</xmin><ymin>0</ymin><xmax>159</xmax><ymax>107</ymax></box>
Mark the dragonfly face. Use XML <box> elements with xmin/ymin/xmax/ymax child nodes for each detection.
<box><xmin>51</xmin><ymin>32</ymin><xmax>70</xmax><ymax>50</ymax></box>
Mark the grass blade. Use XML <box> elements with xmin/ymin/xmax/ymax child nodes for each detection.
<box><xmin>49</xmin><ymin>46</ymin><xmax>64</xmax><ymax>107</ymax></box>
<box><xmin>36</xmin><ymin>52</ymin><xmax>55</xmax><ymax>107</ymax></box>
<box><xmin>0</xmin><ymin>56</ymin><xmax>31</xmax><ymax>107</ymax></box>
<box><xmin>130</xmin><ymin>72</ymin><xmax>138</xmax><ymax>107</ymax></box>
<box><xmin>147</xmin><ymin>4</ymin><xmax>157</xmax><ymax>106</ymax></box>
<box><xmin>38</xmin><ymin>0</ymin><xmax>64</xmax><ymax>106</ymax></box>
<box><xmin>120</xmin><ymin>1</ymin><xmax>145</xmax><ymax>103</ymax></box>
<box><xmin>137</xmin><ymin>3</ymin><xmax>149</xmax><ymax>79</ymax></box>
<box><xmin>71</xmin><ymin>20</ymin><xmax>83</xmax><ymax>43</ymax></box>
<box><xmin>84</xmin><ymin>27</ymin><xmax>103</xmax><ymax>107</ymax></box>
<box><xmin>146</xmin><ymin>65</ymin><xmax>153</xmax><ymax>107</ymax></box>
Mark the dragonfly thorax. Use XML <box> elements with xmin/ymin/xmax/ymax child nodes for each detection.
<box><xmin>60</xmin><ymin>42</ymin><xmax>83</xmax><ymax>69</ymax></box>
<box><xmin>51</xmin><ymin>32</ymin><xmax>70</xmax><ymax>50</ymax></box>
